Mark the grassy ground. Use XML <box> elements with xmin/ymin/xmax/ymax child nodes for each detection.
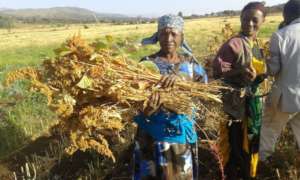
<box><xmin>0</xmin><ymin>77</ymin><xmax>58</xmax><ymax>158</ymax></box>
<box><xmin>0</xmin><ymin>45</ymin><xmax>56</xmax><ymax>66</ymax></box>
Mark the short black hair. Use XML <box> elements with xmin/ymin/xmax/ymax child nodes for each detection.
<box><xmin>241</xmin><ymin>1</ymin><xmax>267</xmax><ymax>17</ymax></box>
<box><xmin>284</xmin><ymin>0</ymin><xmax>300</xmax><ymax>24</ymax></box>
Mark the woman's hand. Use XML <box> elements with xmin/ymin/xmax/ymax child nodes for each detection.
<box><xmin>245</xmin><ymin>65</ymin><xmax>257</xmax><ymax>82</ymax></box>
<box><xmin>143</xmin><ymin>75</ymin><xmax>178</xmax><ymax>116</ymax></box>
<box><xmin>157</xmin><ymin>74</ymin><xmax>177</xmax><ymax>88</ymax></box>
<box><xmin>143</xmin><ymin>92</ymin><xmax>162</xmax><ymax>116</ymax></box>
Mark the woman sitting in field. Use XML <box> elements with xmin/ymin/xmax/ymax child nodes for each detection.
<box><xmin>213</xmin><ymin>2</ymin><xmax>267</xmax><ymax>179</ymax></box>
<box><xmin>133</xmin><ymin>14</ymin><xmax>207</xmax><ymax>180</ymax></box>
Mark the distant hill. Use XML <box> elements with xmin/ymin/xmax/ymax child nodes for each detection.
<box><xmin>0</xmin><ymin>4</ymin><xmax>285</xmax><ymax>24</ymax></box>
<box><xmin>0</xmin><ymin>7</ymin><xmax>139</xmax><ymax>24</ymax></box>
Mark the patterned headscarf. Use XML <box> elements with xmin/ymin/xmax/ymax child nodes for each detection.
<box><xmin>141</xmin><ymin>14</ymin><xmax>193</xmax><ymax>56</ymax></box>
<box><xmin>157</xmin><ymin>14</ymin><xmax>184</xmax><ymax>32</ymax></box>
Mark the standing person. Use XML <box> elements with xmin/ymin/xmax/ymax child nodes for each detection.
<box><xmin>213</xmin><ymin>2</ymin><xmax>267</xmax><ymax>179</ymax></box>
<box><xmin>133</xmin><ymin>14</ymin><xmax>207</xmax><ymax>180</ymax></box>
<box><xmin>259</xmin><ymin>0</ymin><xmax>300</xmax><ymax>163</ymax></box>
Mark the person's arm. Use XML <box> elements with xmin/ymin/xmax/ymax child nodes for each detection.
<box><xmin>213</xmin><ymin>38</ymin><xmax>257</xmax><ymax>82</ymax></box>
<box><xmin>214</xmin><ymin>56</ymin><xmax>244</xmax><ymax>78</ymax></box>
<box><xmin>213</xmin><ymin>41</ymin><xmax>244</xmax><ymax>79</ymax></box>
<box><xmin>267</xmin><ymin>32</ymin><xmax>282</xmax><ymax>76</ymax></box>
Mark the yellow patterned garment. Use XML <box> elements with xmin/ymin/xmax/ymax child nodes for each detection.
<box><xmin>249</xmin><ymin>40</ymin><xmax>266</xmax><ymax>75</ymax></box>
<box><xmin>252</xmin><ymin>57</ymin><xmax>266</xmax><ymax>75</ymax></box>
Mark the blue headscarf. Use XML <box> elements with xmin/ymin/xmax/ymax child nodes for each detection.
<box><xmin>141</xmin><ymin>14</ymin><xmax>193</xmax><ymax>57</ymax></box>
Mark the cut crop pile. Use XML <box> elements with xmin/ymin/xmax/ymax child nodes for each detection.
<box><xmin>5</xmin><ymin>34</ymin><xmax>228</xmax><ymax>162</ymax></box>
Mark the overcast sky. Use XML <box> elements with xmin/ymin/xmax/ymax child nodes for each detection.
<box><xmin>0</xmin><ymin>0</ymin><xmax>287</xmax><ymax>17</ymax></box>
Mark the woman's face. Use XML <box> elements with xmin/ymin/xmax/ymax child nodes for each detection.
<box><xmin>158</xmin><ymin>27</ymin><xmax>183</xmax><ymax>54</ymax></box>
<box><xmin>241</xmin><ymin>9</ymin><xmax>265</xmax><ymax>38</ymax></box>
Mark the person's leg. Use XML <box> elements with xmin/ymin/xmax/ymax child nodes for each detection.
<box><xmin>259</xmin><ymin>105</ymin><xmax>290</xmax><ymax>161</ymax></box>
<box><xmin>133</xmin><ymin>129</ymin><xmax>157</xmax><ymax>180</ymax></box>
<box><xmin>287</xmin><ymin>113</ymin><xmax>300</xmax><ymax>177</ymax></box>
<box><xmin>289</xmin><ymin>113</ymin><xmax>300</xmax><ymax>148</ymax></box>
<box><xmin>224</xmin><ymin>121</ymin><xmax>243</xmax><ymax>180</ymax></box>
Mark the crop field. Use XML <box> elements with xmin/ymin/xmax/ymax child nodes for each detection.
<box><xmin>2</xmin><ymin>14</ymin><xmax>297</xmax><ymax>180</ymax></box>
<box><xmin>0</xmin><ymin>15</ymin><xmax>282</xmax><ymax>66</ymax></box>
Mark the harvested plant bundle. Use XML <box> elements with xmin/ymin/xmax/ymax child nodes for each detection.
<box><xmin>5</xmin><ymin>35</ymin><xmax>228</xmax><ymax>161</ymax></box>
